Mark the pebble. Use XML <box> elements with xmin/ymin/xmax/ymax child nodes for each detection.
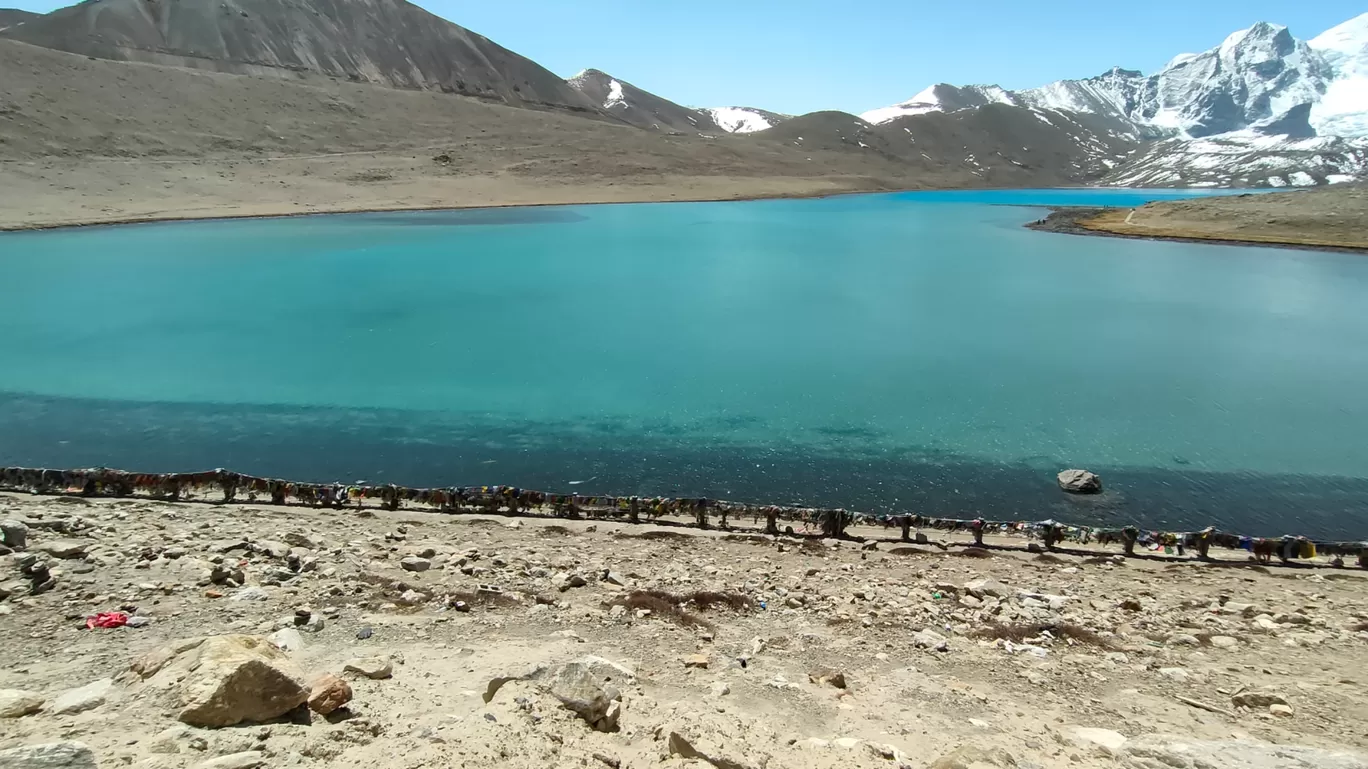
<box><xmin>400</xmin><ymin>556</ymin><xmax>431</xmax><ymax>572</ymax></box>
<box><xmin>1210</xmin><ymin>635</ymin><xmax>1239</xmax><ymax>649</ymax></box>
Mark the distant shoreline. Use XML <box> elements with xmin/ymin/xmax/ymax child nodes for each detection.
<box><xmin>1026</xmin><ymin>206</ymin><xmax>1368</xmax><ymax>255</ymax></box>
<box><xmin>0</xmin><ymin>185</ymin><xmax>888</xmax><ymax>234</ymax></box>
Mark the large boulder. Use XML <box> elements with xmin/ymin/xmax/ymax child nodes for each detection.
<box><xmin>0</xmin><ymin>742</ymin><xmax>97</xmax><ymax>769</ymax></box>
<box><xmin>1057</xmin><ymin>469</ymin><xmax>1102</xmax><ymax>494</ymax></box>
<box><xmin>484</xmin><ymin>656</ymin><xmax>634</xmax><ymax>733</ymax></box>
<box><xmin>1121</xmin><ymin>736</ymin><xmax>1368</xmax><ymax>769</ymax></box>
<box><xmin>129</xmin><ymin>634</ymin><xmax>309</xmax><ymax>727</ymax></box>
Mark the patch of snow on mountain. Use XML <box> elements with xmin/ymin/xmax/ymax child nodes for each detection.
<box><xmin>858</xmin><ymin>85</ymin><xmax>945</xmax><ymax>124</ymax></box>
<box><xmin>604</xmin><ymin>79</ymin><xmax>627</xmax><ymax>110</ymax></box>
<box><xmin>1309</xmin><ymin>13</ymin><xmax>1368</xmax><ymax>136</ymax></box>
<box><xmin>704</xmin><ymin>107</ymin><xmax>776</xmax><ymax>133</ymax></box>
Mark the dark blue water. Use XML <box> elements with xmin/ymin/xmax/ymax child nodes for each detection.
<box><xmin>3</xmin><ymin>189</ymin><xmax>1366</xmax><ymax>538</ymax></box>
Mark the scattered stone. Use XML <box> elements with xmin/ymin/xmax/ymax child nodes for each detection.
<box><xmin>1058</xmin><ymin>469</ymin><xmax>1102</xmax><ymax>494</ymax></box>
<box><xmin>929</xmin><ymin>745</ymin><xmax>1017</xmax><ymax>769</ymax></box>
<box><xmin>0</xmin><ymin>742</ymin><xmax>97</xmax><ymax>769</ymax></box>
<box><xmin>229</xmin><ymin>587</ymin><xmax>270</xmax><ymax>602</ymax></box>
<box><xmin>964</xmin><ymin>579</ymin><xmax>1011</xmax><ymax>599</ymax></box>
<box><xmin>356</xmin><ymin>627</ymin><xmax>374</xmax><ymax>640</ymax></box>
<box><xmin>48</xmin><ymin>678</ymin><xmax>114</xmax><ymax>715</ymax></box>
<box><xmin>665</xmin><ymin>729</ymin><xmax>756</xmax><ymax>769</ymax></box>
<box><xmin>603</xmin><ymin>571</ymin><xmax>627</xmax><ymax>586</ymax></box>
<box><xmin>1270</xmin><ymin>703</ymin><xmax>1294</xmax><ymax>717</ymax></box>
<box><xmin>307</xmin><ymin>674</ymin><xmax>353</xmax><ymax>715</ymax></box>
<box><xmin>808</xmin><ymin>668</ymin><xmax>847</xmax><ymax>689</ymax></box>
<box><xmin>267</xmin><ymin>628</ymin><xmax>305</xmax><ymax>654</ymax></box>
<box><xmin>0</xmin><ymin>519</ymin><xmax>28</xmax><ymax>550</ymax></box>
<box><xmin>683</xmin><ymin>654</ymin><xmax>710</xmax><ymax>669</ymax></box>
<box><xmin>1168</xmin><ymin>634</ymin><xmax>1200</xmax><ymax>647</ymax></box>
<box><xmin>399</xmin><ymin>556</ymin><xmax>431</xmax><ymax>572</ymax></box>
<box><xmin>0</xmin><ymin>689</ymin><xmax>45</xmax><ymax>718</ymax></box>
<box><xmin>1120</xmin><ymin>598</ymin><xmax>1143</xmax><ymax>611</ymax></box>
<box><xmin>37</xmin><ymin>540</ymin><xmax>87</xmax><ymax>559</ymax></box>
<box><xmin>452</xmin><ymin>600</ymin><xmax>471</xmax><ymax>613</ymax></box>
<box><xmin>1232</xmin><ymin>691</ymin><xmax>1288</xmax><ymax>709</ymax></box>
<box><xmin>344</xmin><ymin>657</ymin><xmax>393</xmax><ymax>680</ymax></box>
<box><xmin>126</xmin><ymin>615</ymin><xmax>152</xmax><ymax>628</ymax></box>
<box><xmin>1073</xmin><ymin>727</ymin><xmax>1128</xmax><ymax>756</ymax></box>
<box><xmin>913</xmin><ymin>629</ymin><xmax>949</xmax><ymax>652</ymax></box>
<box><xmin>1118</xmin><ymin>735</ymin><xmax>1368</xmax><ymax>769</ymax></box>
<box><xmin>1158</xmin><ymin>668</ymin><xmax>1190</xmax><ymax>681</ymax></box>
<box><xmin>194</xmin><ymin>751</ymin><xmax>267</xmax><ymax>769</ymax></box>
<box><xmin>1209</xmin><ymin>636</ymin><xmax>1239</xmax><ymax>649</ymax></box>
<box><xmin>710</xmin><ymin>681</ymin><xmax>731</xmax><ymax>698</ymax></box>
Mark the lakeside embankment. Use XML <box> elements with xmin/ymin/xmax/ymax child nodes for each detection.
<box><xmin>1028</xmin><ymin>185</ymin><xmax>1368</xmax><ymax>252</ymax></box>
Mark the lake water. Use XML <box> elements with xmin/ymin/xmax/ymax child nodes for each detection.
<box><xmin>2</xmin><ymin>188</ymin><xmax>1367</xmax><ymax>539</ymax></box>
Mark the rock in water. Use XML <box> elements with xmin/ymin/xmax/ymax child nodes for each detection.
<box><xmin>1120</xmin><ymin>735</ymin><xmax>1368</xmax><ymax>769</ymax></box>
<box><xmin>0</xmin><ymin>742</ymin><xmax>97</xmax><ymax>769</ymax></box>
<box><xmin>1057</xmin><ymin>469</ymin><xmax>1102</xmax><ymax>494</ymax></box>
<box><xmin>130</xmin><ymin>634</ymin><xmax>309</xmax><ymax>727</ymax></box>
<box><xmin>307</xmin><ymin>674</ymin><xmax>353</xmax><ymax>715</ymax></box>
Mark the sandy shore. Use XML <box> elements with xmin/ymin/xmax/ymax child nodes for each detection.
<box><xmin>0</xmin><ymin>157</ymin><xmax>907</xmax><ymax>232</ymax></box>
<box><xmin>1027</xmin><ymin>186</ymin><xmax>1368</xmax><ymax>253</ymax></box>
<box><xmin>2</xmin><ymin>491</ymin><xmax>1368</xmax><ymax>769</ymax></box>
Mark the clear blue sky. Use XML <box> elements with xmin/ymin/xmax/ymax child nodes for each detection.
<box><xmin>10</xmin><ymin>0</ymin><xmax>1365</xmax><ymax>115</ymax></box>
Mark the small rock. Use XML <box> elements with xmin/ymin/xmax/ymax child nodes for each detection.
<box><xmin>1168</xmin><ymin>634</ymin><xmax>1200</xmax><ymax>647</ymax></box>
<box><xmin>683</xmin><ymin>654</ymin><xmax>710</xmax><ymax>669</ymax></box>
<box><xmin>230</xmin><ymin>587</ymin><xmax>270</xmax><ymax>602</ymax></box>
<box><xmin>1270</xmin><ymin>703</ymin><xmax>1294</xmax><ymax>717</ymax></box>
<box><xmin>0</xmin><ymin>519</ymin><xmax>28</xmax><ymax>550</ymax></box>
<box><xmin>1209</xmin><ymin>635</ymin><xmax>1239</xmax><ymax>649</ymax></box>
<box><xmin>603</xmin><ymin>571</ymin><xmax>627</xmax><ymax>586</ymax></box>
<box><xmin>964</xmin><ymin>579</ymin><xmax>1011</xmax><ymax>599</ymax></box>
<box><xmin>344</xmin><ymin>657</ymin><xmax>393</xmax><ymax>680</ymax></box>
<box><xmin>710</xmin><ymin>681</ymin><xmax>731</xmax><ymax>697</ymax></box>
<box><xmin>913</xmin><ymin>629</ymin><xmax>949</xmax><ymax>652</ymax></box>
<box><xmin>267</xmin><ymin>628</ymin><xmax>305</xmax><ymax>653</ymax></box>
<box><xmin>928</xmin><ymin>745</ymin><xmax>1017</xmax><ymax>769</ymax></box>
<box><xmin>307</xmin><ymin>674</ymin><xmax>353</xmax><ymax>715</ymax></box>
<box><xmin>808</xmin><ymin>668</ymin><xmax>847</xmax><ymax>689</ymax></box>
<box><xmin>194</xmin><ymin>751</ymin><xmax>266</xmax><ymax>769</ymax></box>
<box><xmin>1057</xmin><ymin>469</ymin><xmax>1102</xmax><ymax>494</ymax></box>
<box><xmin>399</xmin><ymin>556</ymin><xmax>431</xmax><ymax>572</ymax></box>
<box><xmin>48</xmin><ymin>678</ymin><xmax>114</xmax><ymax>715</ymax></box>
<box><xmin>0</xmin><ymin>742</ymin><xmax>97</xmax><ymax>769</ymax></box>
<box><xmin>1232</xmin><ymin>691</ymin><xmax>1288</xmax><ymax>709</ymax></box>
<box><xmin>0</xmin><ymin>689</ymin><xmax>45</xmax><ymax>718</ymax></box>
<box><xmin>1158</xmin><ymin>668</ymin><xmax>1190</xmax><ymax>681</ymax></box>
<box><xmin>1072</xmin><ymin>727</ymin><xmax>1128</xmax><ymax>756</ymax></box>
<box><xmin>38</xmin><ymin>540</ymin><xmax>88</xmax><ymax>559</ymax></box>
<box><xmin>356</xmin><ymin>627</ymin><xmax>374</xmax><ymax>640</ymax></box>
<box><xmin>1119</xmin><ymin>598</ymin><xmax>1142</xmax><ymax>611</ymax></box>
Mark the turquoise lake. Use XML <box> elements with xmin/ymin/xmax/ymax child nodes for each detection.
<box><xmin>2</xmin><ymin>188</ymin><xmax>1367</xmax><ymax>538</ymax></box>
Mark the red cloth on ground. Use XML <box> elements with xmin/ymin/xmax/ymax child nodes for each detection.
<box><xmin>85</xmin><ymin>611</ymin><xmax>129</xmax><ymax>629</ymax></box>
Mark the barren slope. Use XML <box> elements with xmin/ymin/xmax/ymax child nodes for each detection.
<box><xmin>0</xmin><ymin>0</ymin><xmax>597</xmax><ymax>110</ymax></box>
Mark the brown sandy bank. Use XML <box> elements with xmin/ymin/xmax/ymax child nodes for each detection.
<box><xmin>1028</xmin><ymin>185</ymin><xmax>1368</xmax><ymax>252</ymax></box>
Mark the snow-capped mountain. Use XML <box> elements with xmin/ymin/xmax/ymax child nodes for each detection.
<box><xmin>859</xmin><ymin>84</ymin><xmax>1018</xmax><ymax>124</ymax></box>
<box><xmin>566</xmin><ymin>68</ymin><xmax>722</xmax><ymax>133</ymax></box>
<box><xmin>864</xmin><ymin>19</ymin><xmax>1352</xmax><ymax>140</ymax></box>
<box><xmin>703</xmin><ymin>106</ymin><xmax>790</xmax><ymax>134</ymax></box>
<box><xmin>859</xmin><ymin>12</ymin><xmax>1368</xmax><ymax>186</ymax></box>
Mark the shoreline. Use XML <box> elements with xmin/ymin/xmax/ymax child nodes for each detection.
<box><xmin>0</xmin><ymin>183</ymin><xmax>897</xmax><ymax>234</ymax></box>
<box><xmin>1027</xmin><ymin>206</ymin><xmax>1368</xmax><ymax>255</ymax></box>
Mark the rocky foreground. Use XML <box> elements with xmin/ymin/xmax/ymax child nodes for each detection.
<box><xmin>2</xmin><ymin>492</ymin><xmax>1368</xmax><ymax>769</ymax></box>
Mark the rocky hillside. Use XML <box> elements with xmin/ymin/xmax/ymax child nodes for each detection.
<box><xmin>751</xmin><ymin>104</ymin><xmax>1139</xmax><ymax>186</ymax></box>
<box><xmin>0</xmin><ymin>0</ymin><xmax>598</xmax><ymax>111</ymax></box>
<box><xmin>0</xmin><ymin>7</ymin><xmax>35</xmax><ymax>28</ymax></box>
<box><xmin>567</xmin><ymin>69</ymin><xmax>720</xmax><ymax>133</ymax></box>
